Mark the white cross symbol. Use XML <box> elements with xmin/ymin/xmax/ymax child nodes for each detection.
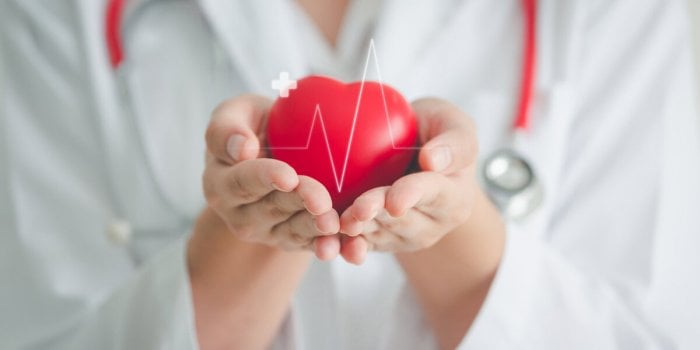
<box><xmin>271</xmin><ymin>72</ymin><xmax>297</xmax><ymax>98</ymax></box>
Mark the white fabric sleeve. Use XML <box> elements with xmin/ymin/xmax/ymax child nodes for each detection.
<box><xmin>459</xmin><ymin>0</ymin><xmax>700</xmax><ymax>349</ymax></box>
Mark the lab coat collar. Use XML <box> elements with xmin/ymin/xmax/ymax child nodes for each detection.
<box><xmin>194</xmin><ymin>0</ymin><xmax>477</xmax><ymax>95</ymax></box>
<box><xmin>196</xmin><ymin>0</ymin><xmax>464</xmax><ymax>93</ymax></box>
<box><xmin>196</xmin><ymin>0</ymin><xmax>307</xmax><ymax>95</ymax></box>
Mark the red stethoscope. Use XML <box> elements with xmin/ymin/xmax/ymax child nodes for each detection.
<box><xmin>104</xmin><ymin>0</ymin><xmax>543</xmax><ymax>220</ymax></box>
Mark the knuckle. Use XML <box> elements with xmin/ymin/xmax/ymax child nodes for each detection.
<box><xmin>377</xmin><ymin>218</ymin><xmax>402</xmax><ymax>233</ymax></box>
<box><xmin>238</xmin><ymin>189</ymin><xmax>257</xmax><ymax>203</ymax></box>
<box><xmin>265</xmin><ymin>201</ymin><xmax>289</xmax><ymax>218</ymax></box>
<box><xmin>371</xmin><ymin>231</ymin><xmax>393</xmax><ymax>246</ymax></box>
<box><xmin>226</xmin><ymin>211</ymin><xmax>254</xmax><ymax>236</ymax></box>
<box><xmin>289</xmin><ymin>232</ymin><xmax>308</xmax><ymax>245</ymax></box>
<box><xmin>260</xmin><ymin>191</ymin><xmax>295</xmax><ymax>216</ymax></box>
<box><xmin>229</xmin><ymin>173</ymin><xmax>256</xmax><ymax>202</ymax></box>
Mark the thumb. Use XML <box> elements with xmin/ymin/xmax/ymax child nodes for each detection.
<box><xmin>412</xmin><ymin>98</ymin><xmax>478</xmax><ymax>174</ymax></box>
<box><xmin>205</xmin><ymin>94</ymin><xmax>272</xmax><ymax>165</ymax></box>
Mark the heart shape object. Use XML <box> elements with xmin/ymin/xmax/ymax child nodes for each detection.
<box><xmin>267</xmin><ymin>76</ymin><xmax>418</xmax><ymax>212</ymax></box>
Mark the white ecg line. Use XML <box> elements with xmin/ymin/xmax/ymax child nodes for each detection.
<box><xmin>266</xmin><ymin>40</ymin><xmax>420</xmax><ymax>192</ymax></box>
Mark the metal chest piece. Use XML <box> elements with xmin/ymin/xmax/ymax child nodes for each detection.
<box><xmin>481</xmin><ymin>148</ymin><xmax>544</xmax><ymax>220</ymax></box>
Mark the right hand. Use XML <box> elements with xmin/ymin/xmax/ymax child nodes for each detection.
<box><xmin>202</xmin><ymin>94</ymin><xmax>341</xmax><ymax>260</ymax></box>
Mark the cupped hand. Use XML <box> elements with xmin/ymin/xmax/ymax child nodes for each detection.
<box><xmin>338</xmin><ymin>98</ymin><xmax>479</xmax><ymax>264</ymax></box>
<box><xmin>203</xmin><ymin>95</ymin><xmax>342</xmax><ymax>260</ymax></box>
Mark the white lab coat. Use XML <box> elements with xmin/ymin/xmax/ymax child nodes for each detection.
<box><xmin>1</xmin><ymin>0</ymin><xmax>700</xmax><ymax>349</ymax></box>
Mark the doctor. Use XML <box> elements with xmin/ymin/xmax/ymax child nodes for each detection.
<box><xmin>2</xmin><ymin>0</ymin><xmax>700</xmax><ymax>349</ymax></box>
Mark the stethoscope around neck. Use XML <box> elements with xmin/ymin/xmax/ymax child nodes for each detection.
<box><xmin>104</xmin><ymin>0</ymin><xmax>543</xmax><ymax>221</ymax></box>
<box><xmin>480</xmin><ymin>0</ymin><xmax>544</xmax><ymax>220</ymax></box>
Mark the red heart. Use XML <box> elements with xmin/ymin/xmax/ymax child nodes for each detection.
<box><xmin>267</xmin><ymin>76</ymin><xmax>418</xmax><ymax>212</ymax></box>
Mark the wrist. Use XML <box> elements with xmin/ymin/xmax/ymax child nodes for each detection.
<box><xmin>187</xmin><ymin>207</ymin><xmax>312</xmax><ymax>349</ymax></box>
<box><xmin>187</xmin><ymin>207</ymin><xmax>312</xmax><ymax>289</ymax></box>
<box><xmin>396</xmin><ymin>186</ymin><xmax>505</xmax><ymax>276</ymax></box>
<box><xmin>394</xmin><ymin>188</ymin><xmax>505</xmax><ymax>349</ymax></box>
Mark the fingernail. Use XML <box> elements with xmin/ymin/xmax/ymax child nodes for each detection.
<box><xmin>226</xmin><ymin>134</ymin><xmax>247</xmax><ymax>161</ymax></box>
<box><xmin>431</xmin><ymin>147</ymin><xmax>452</xmax><ymax>172</ymax></box>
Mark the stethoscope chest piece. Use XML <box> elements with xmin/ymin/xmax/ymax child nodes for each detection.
<box><xmin>481</xmin><ymin>148</ymin><xmax>544</xmax><ymax>220</ymax></box>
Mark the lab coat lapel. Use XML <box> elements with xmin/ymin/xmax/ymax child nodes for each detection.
<box><xmin>197</xmin><ymin>0</ymin><xmax>307</xmax><ymax>95</ymax></box>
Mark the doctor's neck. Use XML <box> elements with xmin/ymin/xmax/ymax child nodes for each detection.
<box><xmin>295</xmin><ymin>0</ymin><xmax>350</xmax><ymax>47</ymax></box>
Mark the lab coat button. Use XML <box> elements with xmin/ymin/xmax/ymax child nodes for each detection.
<box><xmin>106</xmin><ymin>220</ymin><xmax>132</xmax><ymax>245</ymax></box>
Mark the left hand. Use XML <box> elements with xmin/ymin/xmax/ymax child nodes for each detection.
<box><xmin>339</xmin><ymin>98</ymin><xmax>480</xmax><ymax>264</ymax></box>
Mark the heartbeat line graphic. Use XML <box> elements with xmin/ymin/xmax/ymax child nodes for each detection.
<box><xmin>264</xmin><ymin>40</ymin><xmax>421</xmax><ymax>192</ymax></box>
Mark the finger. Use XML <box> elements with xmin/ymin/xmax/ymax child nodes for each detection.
<box><xmin>313</xmin><ymin>209</ymin><xmax>341</xmax><ymax>235</ymax></box>
<box><xmin>339</xmin><ymin>213</ymin><xmax>364</xmax><ymax>237</ymax></box>
<box><xmin>314</xmin><ymin>235</ymin><xmax>341</xmax><ymax>261</ymax></box>
<box><xmin>411</xmin><ymin>98</ymin><xmax>478</xmax><ymax>174</ymax></box>
<box><xmin>206</xmin><ymin>95</ymin><xmax>272</xmax><ymax>164</ymax></box>
<box><xmin>272</xmin><ymin>209</ymin><xmax>340</xmax><ymax>249</ymax></box>
<box><xmin>294</xmin><ymin>176</ymin><xmax>334</xmax><ymax>215</ymax></box>
<box><xmin>371</xmin><ymin>208</ymin><xmax>431</xmax><ymax>245</ymax></box>
<box><xmin>224</xmin><ymin>158</ymin><xmax>298</xmax><ymax>206</ymax></box>
<box><xmin>362</xmin><ymin>224</ymin><xmax>407</xmax><ymax>251</ymax></box>
<box><xmin>340</xmin><ymin>187</ymin><xmax>388</xmax><ymax>236</ymax></box>
<box><xmin>385</xmin><ymin>172</ymin><xmax>450</xmax><ymax>218</ymax></box>
<box><xmin>239</xmin><ymin>175</ymin><xmax>334</xmax><ymax>226</ymax></box>
<box><xmin>340</xmin><ymin>235</ymin><xmax>368</xmax><ymax>265</ymax></box>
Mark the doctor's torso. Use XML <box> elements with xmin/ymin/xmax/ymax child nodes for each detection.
<box><xmin>6</xmin><ymin>0</ymin><xmax>696</xmax><ymax>348</ymax></box>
